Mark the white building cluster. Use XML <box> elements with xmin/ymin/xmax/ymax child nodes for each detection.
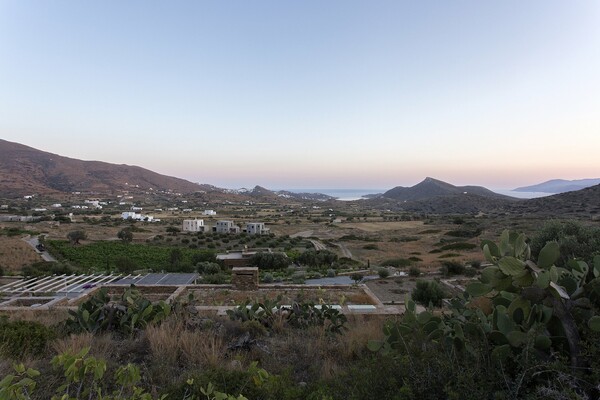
<box><xmin>182</xmin><ymin>219</ymin><xmax>269</xmax><ymax>235</ymax></box>
<box><xmin>121</xmin><ymin>211</ymin><xmax>159</xmax><ymax>222</ymax></box>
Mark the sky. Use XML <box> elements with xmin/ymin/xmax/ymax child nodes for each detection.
<box><xmin>1</xmin><ymin>1</ymin><xmax>599</xmax><ymax>190</ymax></box>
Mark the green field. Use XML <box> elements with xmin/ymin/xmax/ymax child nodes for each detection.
<box><xmin>47</xmin><ymin>240</ymin><xmax>212</xmax><ymax>272</ymax></box>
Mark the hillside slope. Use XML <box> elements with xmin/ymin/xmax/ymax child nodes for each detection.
<box><xmin>0</xmin><ymin>139</ymin><xmax>203</xmax><ymax>197</ymax></box>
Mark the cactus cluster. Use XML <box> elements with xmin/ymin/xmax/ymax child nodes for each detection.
<box><xmin>66</xmin><ymin>286</ymin><xmax>171</xmax><ymax>336</ymax></box>
<box><xmin>227</xmin><ymin>297</ymin><xmax>347</xmax><ymax>334</ymax></box>
<box><xmin>370</xmin><ymin>230</ymin><xmax>600</xmax><ymax>369</ymax></box>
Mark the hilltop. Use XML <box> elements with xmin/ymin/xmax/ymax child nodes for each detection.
<box><xmin>363</xmin><ymin>177</ymin><xmax>517</xmax><ymax>214</ymax></box>
<box><xmin>382</xmin><ymin>177</ymin><xmax>512</xmax><ymax>201</ymax></box>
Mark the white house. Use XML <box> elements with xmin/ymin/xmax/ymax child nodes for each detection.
<box><xmin>245</xmin><ymin>222</ymin><xmax>269</xmax><ymax>235</ymax></box>
<box><xmin>203</xmin><ymin>210</ymin><xmax>217</xmax><ymax>216</ymax></box>
<box><xmin>182</xmin><ymin>219</ymin><xmax>205</xmax><ymax>232</ymax></box>
<box><xmin>214</xmin><ymin>220</ymin><xmax>240</xmax><ymax>234</ymax></box>
<box><xmin>121</xmin><ymin>211</ymin><xmax>155</xmax><ymax>222</ymax></box>
<box><xmin>121</xmin><ymin>211</ymin><xmax>139</xmax><ymax>219</ymax></box>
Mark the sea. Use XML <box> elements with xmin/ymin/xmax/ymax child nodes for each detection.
<box><xmin>490</xmin><ymin>189</ymin><xmax>552</xmax><ymax>199</ymax></box>
<box><xmin>285</xmin><ymin>189</ymin><xmax>383</xmax><ymax>201</ymax></box>
<box><xmin>285</xmin><ymin>188</ymin><xmax>552</xmax><ymax>201</ymax></box>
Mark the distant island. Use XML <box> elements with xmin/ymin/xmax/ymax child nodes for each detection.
<box><xmin>514</xmin><ymin>178</ymin><xmax>600</xmax><ymax>194</ymax></box>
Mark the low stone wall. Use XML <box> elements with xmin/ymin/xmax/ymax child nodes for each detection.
<box><xmin>231</xmin><ymin>267</ymin><xmax>259</xmax><ymax>290</ymax></box>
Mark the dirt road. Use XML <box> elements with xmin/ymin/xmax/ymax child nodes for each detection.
<box><xmin>22</xmin><ymin>235</ymin><xmax>57</xmax><ymax>262</ymax></box>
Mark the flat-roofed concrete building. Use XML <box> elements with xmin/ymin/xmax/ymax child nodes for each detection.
<box><xmin>182</xmin><ymin>219</ymin><xmax>205</xmax><ymax>232</ymax></box>
<box><xmin>214</xmin><ymin>220</ymin><xmax>240</xmax><ymax>234</ymax></box>
<box><xmin>245</xmin><ymin>222</ymin><xmax>269</xmax><ymax>235</ymax></box>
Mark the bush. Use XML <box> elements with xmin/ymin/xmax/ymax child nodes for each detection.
<box><xmin>362</xmin><ymin>244</ymin><xmax>379</xmax><ymax>250</ymax></box>
<box><xmin>445</xmin><ymin>229</ymin><xmax>482</xmax><ymax>238</ymax></box>
<box><xmin>291</xmin><ymin>271</ymin><xmax>306</xmax><ymax>284</ymax></box>
<box><xmin>381</xmin><ymin>258</ymin><xmax>412</xmax><ymax>268</ymax></box>
<box><xmin>440</xmin><ymin>242</ymin><xmax>477</xmax><ymax>251</ymax></box>
<box><xmin>326</xmin><ymin>269</ymin><xmax>336</xmax><ymax>278</ymax></box>
<box><xmin>114</xmin><ymin>257</ymin><xmax>138</xmax><ymax>273</ymax></box>
<box><xmin>377</xmin><ymin>267</ymin><xmax>390</xmax><ymax>278</ymax></box>
<box><xmin>0</xmin><ymin>318</ymin><xmax>56</xmax><ymax>359</ymax></box>
<box><xmin>412</xmin><ymin>280</ymin><xmax>446</xmax><ymax>307</ymax></box>
<box><xmin>197</xmin><ymin>262</ymin><xmax>221</xmax><ymax>275</ymax></box>
<box><xmin>350</xmin><ymin>273</ymin><xmax>364</xmax><ymax>283</ymax></box>
<box><xmin>440</xmin><ymin>260</ymin><xmax>465</xmax><ymax>276</ymax></box>
<box><xmin>200</xmin><ymin>273</ymin><xmax>229</xmax><ymax>284</ymax></box>
<box><xmin>408</xmin><ymin>266</ymin><xmax>421</xmax><ymax>277</ymax></box>
<box><xmin>22</xmin><ymin>261</ymin><xmax>76</xmax><ymax>277</ymax></box>
<box><xmin>262</xmin><ymin>273</ymin><xmax>274</xmax><ymax>283</ymax></box>
<box><xmin>530</xmin><ymin>220</ymin><xmax>600</xmax><ymax>267</ymax></box>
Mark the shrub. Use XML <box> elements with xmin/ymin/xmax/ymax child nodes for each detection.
<box><xmin>530</xmin><ymin>220</ymin><xmax>600</xmax><ymax>267</ymax></box>
<box><xmin>197</xmin><ymin>262</ymin><xmax>221</xmax><ymax>275</ymax></box>
<box><xmin>408</xmin><ymin>266</ymin><xmax>421</xmax><ymax>277</ymax></box>
<box><xmin>0</xmin><ymin>318</ymin><xmax>56</xmax><ymax>359</ymax></box>
<box><xmin>381</xmin><ymin>258</ymin><xmax>412</xmax><ymax>268</ymax></box>
<box><xmin>440</xmin><ymin>242</ymin><xmax>477</xmax><ymax>251</ymax></box>
<box><xmin>411</xmin><ymin>280</ymin><xmax>446</xmax><ymax>307</ymax></box>
<box><xmin>464</xmin><ymin>267</ymin><xmax>477</xmax><ymax>277</ymax></box>
<box><xmin>200</xmin><ymin>273</ymin><xmax>228</xmax><ymax>284</ymax></box>
<box><xmin>262</xmin><ymin>273</ymin><xmax>274</xmax><ymax>283</ymax></box>
<box><xmin>440</xmin><ymin>260</ymin><xmax>465</xmax><ymax>276</ymax></box>
<box><xmin>291</xmin><ymin>271</ymin><xmax>306</xmax><ymax>284</ymax></box>
<box><xmin>22</xmin><ymin>261</ymin><xmax>76</xmax><ymax>277</ymax></box>
<box><xmin>389</xmin><ymin>236</ymin><xmax>419</xmax><ymax>242</ymax></box>
<box><xmin>326</xmin><ymin>269</ymin><xmax>336</xmax><ymax>278</ymax></box>
<box><xmin>377</xmin><ymin>267</ymin><xmax>390</xmax><ymax>278</ymax></box>
<box><xmin>350</xmin><ymin>273</ymin><xmax>364</xmax><ymax>283</ymax></box>
<box><xmin>445</xmin><ymin>228</ymin><xmax>482</xmax><ymax>238</ymax></box>
<box><xmin>114</xmin><ymin>256</ymin><xmax>138</xmax><ymax>273</ymax></box>
<box><xmin>363</xmin><ymin>244</ymin><xmax>379</xmax><ymax>250</ymax></box>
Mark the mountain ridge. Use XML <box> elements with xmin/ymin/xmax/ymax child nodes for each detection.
<box><xmin>0</xmin><ymin>139</ymin><xmax>207</xmax><ymax>197</ymax></box>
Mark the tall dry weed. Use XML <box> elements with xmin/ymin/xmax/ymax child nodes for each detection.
<box><xmin>145</xmin><ymin>320</ymin><xmax>182</xmax><ymax>367</ymax></box>
<box><xmin>337</xmin><ymin>315</ymin><xmax>385</xmax><ymax>360</ymax></box>
<box><xmin>179</xmin><ymin>329</ymin><xmax>225</xmax><ymax>368</ymax></box>
<box><xmin>51</xmin><ymin>332</ymin><xmax>114</xmax><ymax>359</ymax></box>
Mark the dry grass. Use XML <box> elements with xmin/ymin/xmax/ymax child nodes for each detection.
<box><xmin>0</xmin><ymin>236</ymin><xmax>42</xmax><ymax>272</ymax></box>
<box><xmin>145</xmin><ymin>319</ymin><xmax>226</xmax><ymax>370</ymax></box>
<box><xmin>51</xmin><ymin>332</ymin><xmax>115</xmax><ymax>359</ymax></box>
<box><xmin>2</xmin><ymin>309</ymin><xmax>70</xmax><ymax>326</ymax></box>
<box><xmin>179</xmin><ymin>329</ymin><xmax>225</xmax><ymax>368</ymax></box>
<box><xmin>341</xmin><ymin>221</ymin><xmax>425</xmax><ymax>232</ymax></box>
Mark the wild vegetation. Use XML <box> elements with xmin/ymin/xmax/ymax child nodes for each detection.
<box><xmin>0</xmin><ymin>221</ymin><xmax>599</xmax><ymax>399</ymax></box>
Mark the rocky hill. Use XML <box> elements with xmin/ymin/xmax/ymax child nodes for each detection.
<box><xmin>382</xmin><ymin>177</ymin><xmax>512</xmax><ymax>201</ymax></box>
<box><xmin>0</xmin><ymin>139</ymin><xmax>207</xmax><ymax>197</ymax></box>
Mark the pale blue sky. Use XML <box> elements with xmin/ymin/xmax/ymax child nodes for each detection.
<box><xmin>1</xmin><ymin>1</ymin><xmax>599</xmax><ymax>189</ymax></box>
